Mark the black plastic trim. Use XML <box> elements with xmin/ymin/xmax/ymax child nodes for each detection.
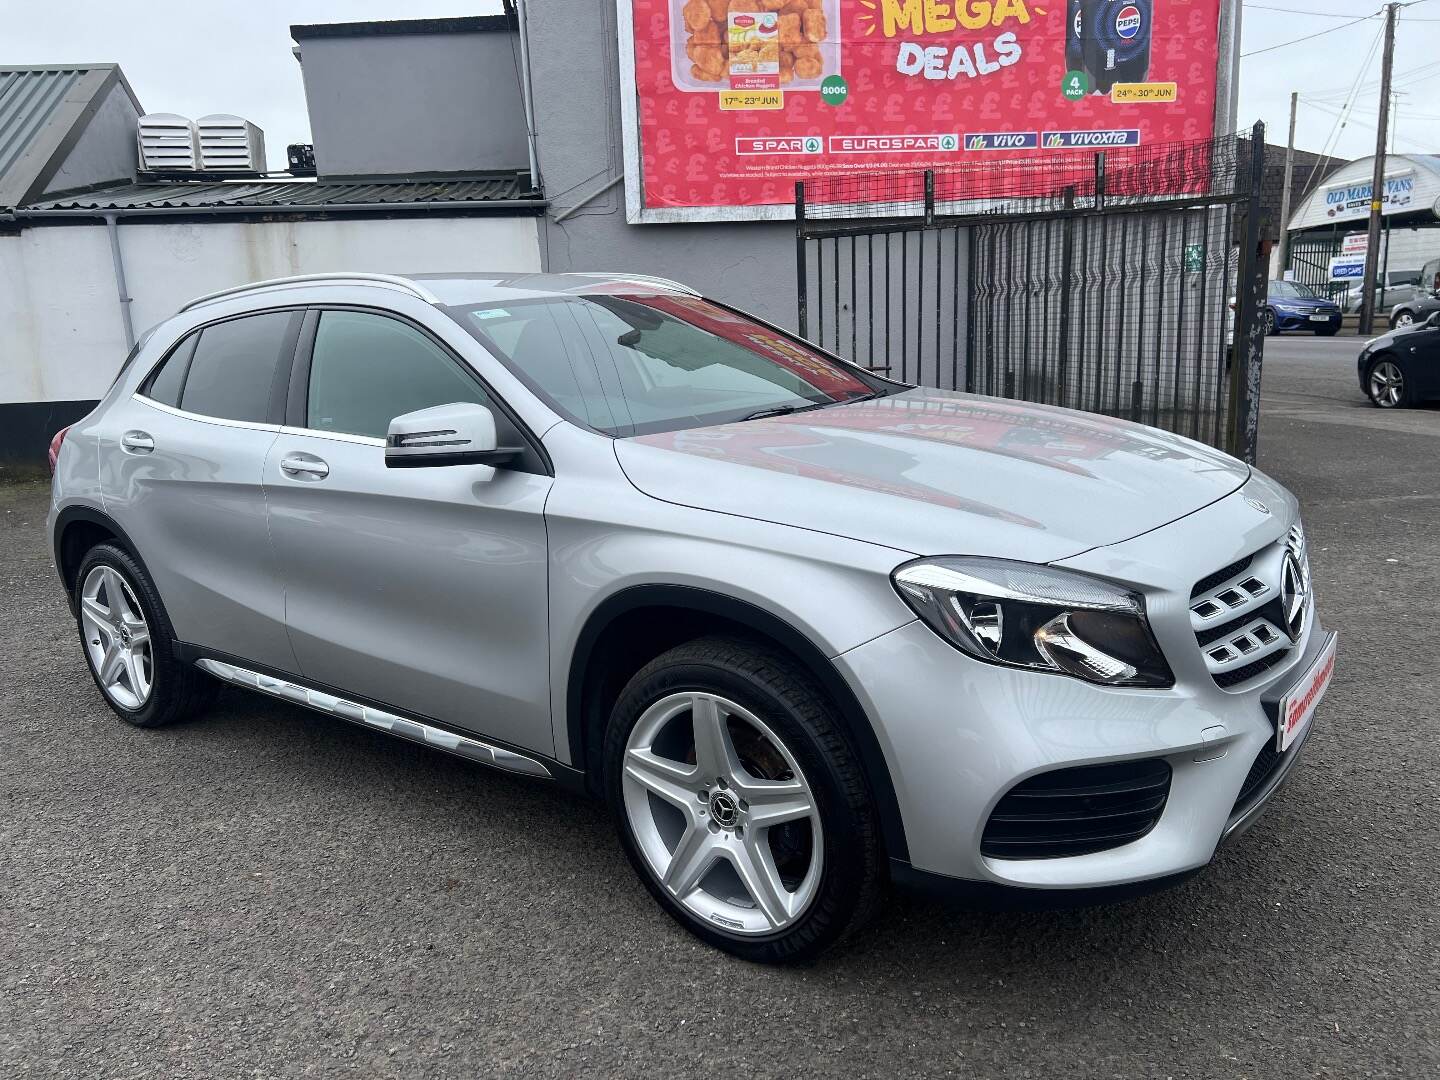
<box><xmin>889</xmin><ymin>858</ymin><xmax>1205</xmax><ymax>910</ymax></box>
<box><xmin>50</xmin><ymin>505</ymin><xmax>158</xmax><ymax>614</ymax></box>
<box><xmin>385</xmin><ymin>447</ymin><xmax>523</xmax><ymax>469</ymax></box>
<box><xmin>565</xmin><ymin>584</ymin><xmax>909</xmax><ymax>861</ymax></box>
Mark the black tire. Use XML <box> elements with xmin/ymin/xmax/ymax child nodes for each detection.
<box><xmin>1263</xmin><ymin>308</ymin><xmax>1279</xmax><ymax>336</ymax></box>
<box><xmin>1390</xmin><ymin>310</ymin><xmax>1415</xmax><ymax>330</ymax></box>
<box><xmin>73</xmin><ymin>543</ymin><xmax>217</xmax><ymax>728</ymax></box>
<box><xmin>603</xmin><ymin>636</ymin><xmax>883</xmax><ymax>963</ymax></box>
<box><xmin>1364</xmin><ymin>356</ymin><xmax>1410</xmax><ymax>410</ymax></box>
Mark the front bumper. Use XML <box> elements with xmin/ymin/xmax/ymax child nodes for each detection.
<box><xmin>1274</xmin><ymin>307</ymin><xmax>1341</xmax><ymax>331</ymax></box>
<box><xmin>838</xmin><ymin>478</ymin><xmax>1329</xmax><ymax>896</ymax></box>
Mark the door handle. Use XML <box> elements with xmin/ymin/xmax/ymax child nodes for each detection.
<box><xmin>280</xmin><ymin>454</ymin><xmax>329</xmax><ymax>479</ymax></box>
<box><xmin>121</xmin><ymin>430</ymin><xmax>154</xmax><ymax>453</ymax></box>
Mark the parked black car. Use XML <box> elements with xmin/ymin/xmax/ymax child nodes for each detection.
<box><xmin>1265</xmin><ymin>280</ymin><xmax>1342</xmax><ymax>336</ymax></box>
<box><xmin>1358</xmin><ymin>311</ymin><xmax>1440</xmax><ymax>408</ymax></box>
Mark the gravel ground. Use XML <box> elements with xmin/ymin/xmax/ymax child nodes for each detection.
<box><xmin>2</xmin><ymin>335</ymin><xmax>1437</xmax><ymax>1078</ymax></box>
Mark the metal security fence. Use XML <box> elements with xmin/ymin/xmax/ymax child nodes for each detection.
<box><xmin>795</xmin><ymin>126</ymin><xmax>1268</xmax><ymax>460</ymax></box>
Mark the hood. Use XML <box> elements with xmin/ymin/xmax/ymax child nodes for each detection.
<box><xmin>615</xmin><ymin>389</ymin><xmax>1250</xmax><ymax>563</ymax></box>
<box><xmin>1270</xmin><ymin>295</ymin><xmax>1339</xmax><ymax>311</ymax></box>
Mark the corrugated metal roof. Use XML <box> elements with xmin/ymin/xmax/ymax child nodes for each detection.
<box><xmin>0</xmin><ymin>68</ymin><xmax>86</xmax><ymax>187</ymax></box>
<box><xmin>26</xmin><ymin>175</ymin><xmax>540</xmax><ymax>212</ymax></box>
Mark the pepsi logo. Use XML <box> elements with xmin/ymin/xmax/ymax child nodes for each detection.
<box><xmin>1115</xmin><ymin>5</ymin><xmax>1142</xmax><ymax>39</ymax></box>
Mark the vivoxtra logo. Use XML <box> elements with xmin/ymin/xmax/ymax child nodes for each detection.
<box><xmin>1043</xmin><ymin>129</ymin><xmax>1141</xmax><ymax>148</ymax></box>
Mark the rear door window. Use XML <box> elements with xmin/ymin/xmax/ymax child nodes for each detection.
<box><xmin>178</xmin><ymin>312</ymin><xmax>297</xmax><ymax>424</ymax></box>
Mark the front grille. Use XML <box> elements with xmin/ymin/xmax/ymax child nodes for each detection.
<box><xmin>981</xmin><ymin>759</ymin><xmax>1172</xmax><ymax>860</ymax></box>
<box><xmin>1232</xmin><ymin>741</ymin><xmax>1287</xmax><ymax>814</ymax></box>
<box><xmin>1191</xmin><ymin>555</ymin><xmax>1253</xmax><ymax>599</ymax></box>
<box><xmin>1189</xmin><ymin>526</ymin><xmax>1310</xmax><ymax>690</ymax></box>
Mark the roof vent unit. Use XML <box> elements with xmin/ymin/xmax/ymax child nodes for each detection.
<box><xmin>137</xmin><ymin>113</ymin><xmax>200</xmax><ymax>172</ymax></box>
<box><xmin>196</xmin><ymin>114</ymin><xmax>265</xmax><ymax>172</ymax></box>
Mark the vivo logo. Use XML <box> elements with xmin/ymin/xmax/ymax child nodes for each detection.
<box><xmin>966</xmin><ymin>132</ymin><xmax>1038</xmax><ymax>151</ymax></box>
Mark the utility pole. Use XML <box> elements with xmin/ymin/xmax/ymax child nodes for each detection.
<box><xmin>1359</xmin><ymin>2</ymin><xmax>1398</xmax><ymax>336</ymax></box>
<box><xmin>1275</xmin><ymin>91</ymin><xmax>1298</xmax><ymax>281</ymax></box>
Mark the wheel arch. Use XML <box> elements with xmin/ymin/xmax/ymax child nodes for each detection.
<box><xmin>566</xmin><ymin>584</ymin><xmax>910</xmax><ymax>862</ymax></box>
<box><xmin>53</xmin><ymin>505</ymin><xmax>156</xmax><ymax>614</ymax></box>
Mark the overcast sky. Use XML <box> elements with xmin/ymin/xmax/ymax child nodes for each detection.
<box><xmin>2</xmin><ymin>0</ymin><xmax>1437</xmax><ymax>169</ymax></box>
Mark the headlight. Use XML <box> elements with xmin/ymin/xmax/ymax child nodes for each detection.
<box><xmin>892</xmin><ymin>557</ymin><xmax>1174</xmax><ymax>688</ymax></box>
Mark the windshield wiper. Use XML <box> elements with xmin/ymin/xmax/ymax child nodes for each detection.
<box><xmin>739</xmin><ymin>402</ymin><xmax>832</xmax><ymax>422</ymax></box>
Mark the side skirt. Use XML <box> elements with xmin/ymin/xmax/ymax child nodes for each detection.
<box><xmin>196</xmin><ymin>657</ymin><xmax>560</xmax><ymax>782</ymax></box>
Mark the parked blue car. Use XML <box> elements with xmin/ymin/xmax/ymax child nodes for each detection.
<box><xmin>1266</xmin><ymin>280</ymin><xmax>1342</xmax><ymax>336</ymax></box>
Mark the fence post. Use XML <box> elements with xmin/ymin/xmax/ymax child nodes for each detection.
<box><xmin>795</xmin><ymin>181</ymin><xmax>808</xmax><ymax>339</ymax></box>
<box><xmin>1228</xmin><ymin>122</ymin><xmax>1267</xmax><ymax>464</ymax></box>
<box><xmin>1057</xmin><ymin>185</ymin><xmax>1076</xmax><ymax>408</ymax></box>
<box><xmin>924</xmin><ymin>169</ymin><xmax>934</xmax><ymax>227</ymax></box>
<box><xmin>1094</xmin><ymin>152</ymin><xmax>1106</xmax><ymax>210</ymax></box>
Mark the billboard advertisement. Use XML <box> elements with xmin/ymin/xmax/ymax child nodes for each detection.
<box><xmin>618</xmin><ymin>0</ymin><xmax>1229</xmax><ymax>221</ymax></box>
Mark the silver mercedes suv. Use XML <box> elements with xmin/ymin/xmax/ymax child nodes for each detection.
<box><xmin>48</xmin><ymin>272</ymin><xmax>1335</xmax><ymax>963</ymax></box>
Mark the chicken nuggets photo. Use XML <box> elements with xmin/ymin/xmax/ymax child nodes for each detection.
<box><xmin>671</xmin><ymin>0</ymin><xmax>834</xmax><ymax>91</ymax></box>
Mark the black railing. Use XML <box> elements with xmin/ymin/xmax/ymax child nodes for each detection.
<box><xmin>795</xmin><ymin>126</ymin><xmax>1268</xmax><ymax>461</ymax></box>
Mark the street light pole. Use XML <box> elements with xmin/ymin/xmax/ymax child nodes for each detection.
<box><xmin>1359</xmin><ymin>2</ymin><xmax>1398</xmax><ymax>336</ymax></box>
<box><xmin>1276</xmin><ymin>90</ymin><xmax>1298</xmax><ymax>281</ymax></box>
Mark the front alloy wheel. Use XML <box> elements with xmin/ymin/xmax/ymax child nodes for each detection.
<box><xmin>1392</xmin><ymin>310</ymin><xmax>1415</xmax><ymax>329</ymax></box>
<box><xmin>1368</xmin><ymin>359</ymin><xmax>1407</xmax><ymax>408</ymax></box>
<box><xmin>604</xmin><ymin>637</ymin><xmax>883</xmax><ymax>963</ymax></box>
<box><xmin>622</xmin><ymin>691</ymin><xmax>823</xmax><ymax>935</ymax></box>
<box><xmin>1263</xmin><ymin>308</ymin><xmax>1278</xmax><ymax>336</ymax></box>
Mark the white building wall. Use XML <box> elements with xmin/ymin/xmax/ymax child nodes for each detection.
<box><xmin>0</xmin><ymin>214</ymin><xmax>542</xmax><ymax>405</ymax></box>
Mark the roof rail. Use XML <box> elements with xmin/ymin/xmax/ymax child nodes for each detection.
<box><xmin>563</xmin><ymin>271</ymin><xmax>699</xmax><ymax>296</ymax></box>
<box><xmin>181</xmin><ymin>273</ymin><xmax>440</xmax><ymax>312</ymax></box>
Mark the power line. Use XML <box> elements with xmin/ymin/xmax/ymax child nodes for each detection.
<box><xmin>1240</xmin><ymin>8</ymin><xmax>1383</xmax><ymax>58</ymax></box>
<box><xmin>1245</xmin><ymin>4</ymin><xmax>1378</xmax><ymax>17</ymax></box>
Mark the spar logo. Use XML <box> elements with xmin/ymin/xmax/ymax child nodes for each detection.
<box><xmin>1115</xmin><ymin>4</ymin><xmax>1142</xmax><ymax>38</ymax></box>
<box><xmin>1043</xmin><ymin>129</ymin><xmax>1141</xmax><ymax>148</ymax></box>
<box><xmin>829</xmin><ymin>133</ymin><xmax>959</xmax><ymax>153</ymax></box>
<box><xmin>736</xmin><ymin>136</ymin><xmax>823</xmax><ymax>155</ymax></box>
<box><xmin>965</xmin><ymin>132</ymin><xmax>1038</xmax><ymax>151</ymax></box>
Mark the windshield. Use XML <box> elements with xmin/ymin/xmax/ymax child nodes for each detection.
<box><xmin>447</xmin><ymin>294</ymin><xmax>887</xmax><ymax>436</ymax></box>
<box><xmin>1269</xmin><ymin>281</ymin><xmax>1321</xmax><ymax>299</ymax></box>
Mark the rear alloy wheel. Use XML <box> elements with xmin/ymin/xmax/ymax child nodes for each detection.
<box><xmin>604</xmin><ymin>637</ymin><xmax>882</xmax><ymax>963</ymax></box>
<box><xmin>1367</xmin><ymin>359</ymin><xmax>1408</xmax><ymax>409</ymax></box>
<box><xmin>73</xmin><ymin>543</ymin><xmax>217</xmax><ymax>727</ymax></box>
<box><xmin>80</xmin><ymin>564</ymin><xmax>153</xmax><ymax>710</ymax></box>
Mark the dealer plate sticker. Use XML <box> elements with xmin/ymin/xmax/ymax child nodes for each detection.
<box><xmin>1278</xmin><ymin>632</ymin><xmax>1336</xmax><ymax>751</ymax></box>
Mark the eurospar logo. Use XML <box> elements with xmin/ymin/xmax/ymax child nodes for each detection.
<box><xmin>1115</xmin><ymin>4</ymin><xmax>1142</xmax><ymax>39</ymax></box>
<box><xmin>736</xmin><ymin>136</ymin><xmax>823</xmax><ymax>155</ymax></box>
<box><xmin>965</xmin><ymin>132</ymin><xmax>1038</xmax><ymax>151</ymax></box>
<box><xmin>1043</xmin><ymin>129</ymin><xmax>1141</xmax><ymax>149</ymax></box>
<box><xmin>830</xmin><ymin>134</ymin><xmax>959</xmax><ymax>154</ymax></box>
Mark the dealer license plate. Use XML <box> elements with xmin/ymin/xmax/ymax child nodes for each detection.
<box><xmin>1277</xmin><ymin>632</ymin><xmax>1336</xmax><ymax>751</ymax></box>
<box><xmin>1308</xmin><ymin>314</ymin><xmax>1330</xmax><ymax>322</ymax></box>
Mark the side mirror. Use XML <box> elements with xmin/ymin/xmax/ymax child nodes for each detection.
<box><xmin>384</xmin><ymin>402</ymin><xmax>521</xmax><ymax>469</ymax></box>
